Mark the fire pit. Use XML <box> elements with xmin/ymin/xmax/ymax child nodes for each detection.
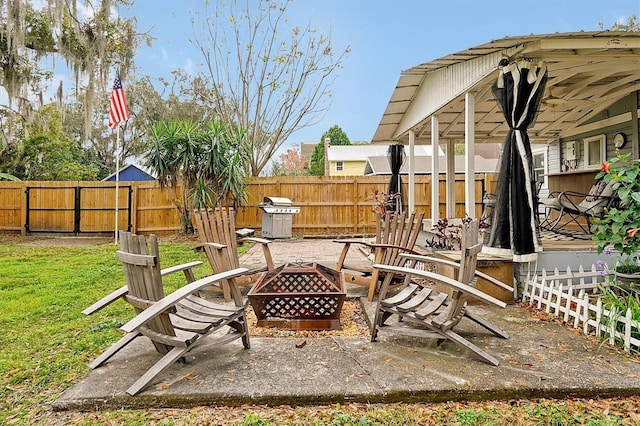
<box><xmin>247</xmin><ymin>261</ymin><xmax>346</xmax><ymax>330</ymax></box>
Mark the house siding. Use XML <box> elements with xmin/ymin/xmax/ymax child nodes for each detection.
<box><xmin>558</xmin><ymin>92</ymin><xmax>638</xmax><ymax>171</ymax></box>
<box><xmin>549</xmin><ymin>91</ymin><xmax>640</xmax><ymax>194</ymax></box>
<box><xmin>547</xmin><ymin>140</ymin><xmax>560</xmax><ymax>174</ymax></box>
<box><xmin>330</xmin><ymin>161</ymin><xmax>367</xmax><ymax>176</ymax></box>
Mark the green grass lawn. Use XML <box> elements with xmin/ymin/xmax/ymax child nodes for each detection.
<box><xmin>1</xmin><ymin>235</ymin><xmax>639</xmax><ymax>425</ymax></box>
<box><xmin>0</xmin><ymin>235</ymin><xmax>212</xmax><ymax>423</ymax></box>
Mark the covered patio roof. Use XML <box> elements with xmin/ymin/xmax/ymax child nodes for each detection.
<box><xmin>372</xmin><ymin>31</ymin><xmax>640</xmax><ymax>146</ymax></box>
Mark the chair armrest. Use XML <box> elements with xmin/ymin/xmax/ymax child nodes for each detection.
<box><xmin>241</xmin><ymin>236</ymin><xmax>271</xmax><ymax>245</ymax></box>
<box><xmin>544</xmin><ymin>190</ymin><xmax>592</xmax><ymax>204</ymax></box>
<box><xmin>556</xmin><ymin>191</ymin><xmax>589</xmax><ymax>205</ymax></box>
<box><xmin>399</xmin><ymin>253</ymin><xmax>514</xmax><ymax>292</ymax></box>
<box><xmin>401</xmin><ymin>252</ymin><xmax>456</xmax><ymax>269</ymax></box>
<box><xmin>333</xmin><ymin>238</ymin><xmax>375</xmax><ymax>249</ymax></box>
<box><xmin>82</xmin><ymin>285</ymin><xmax>128</xmax><ymax>315</ymax></box>
<box><xmin>373</xmin><ymin>264</ymin><xmax>507</xmax><ymax>308</ymax></box>
<box><xmin>558</xmin><ymin>190</ymin><xmax>591</xmax><ymax>197</ymax></box>
<box><xmin>160</xmin><ymin>261</ymin><xmax>202</xmax><ymax>277</ymax></box>
<box><xmin>241</xmin><ymin>237</ymin><xmax>274</xmax><ymax>270</ymax></box>
<box><xmin>192</xmin><ymin>242</ymin><xmax>227</xmax><ymax>254</ymax></box>
<box><xmin>161</xmin><ymin>260</ymin><xmax>202</xmax><ymax>284</ymax></box>
<box><xmin>334</xmin><ymin>239</ymin><xmax>376</xmax><ymax>271</ymax></box>
<box><xmin>556</xmin><ymin>190</ymin><xmax>615</xmax><ymax>204</ymax></box>
<box><xmin>369</xmin><ymin>243</ymin><xmax>420</xmax><ymax>254</ymax></box>
<box><xmin>120</xmin><ymin>267</ymin><xmax>249</xmax><ymax>333</ymax></box>
<box><xmin>545</xmin><ymin>190</ymin><xmax>567</xmax><ymax>198</ymax></box>
<box><xmin>369</xmin><ymin>244</ymin><xmax>422</xmax><ymax>268</ymax></box>
<box><xmin>83</xmin><ymin>260</ymin><xmax>204</xmax><ymax>315</ymax></box>
<box><xmin>558</xmin><ymin>191</ymin><xmax>615</xmax><ymax>213</ymax></box>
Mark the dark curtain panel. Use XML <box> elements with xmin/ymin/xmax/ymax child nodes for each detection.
<box><xmin>485</xmin><ymin>60</ymin><xmax>547</xmax><ymax>262</ymax></box>
<box><xmin>387</xmin><ymin>144</ymin><xmax>405</xmax><ymax>214</ymax></box>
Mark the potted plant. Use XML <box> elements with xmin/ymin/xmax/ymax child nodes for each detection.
<box><xmin>369</xmin><ymin>188</ymin><xmax>401</xmax><ymax>215</ymax></box>
<box><xmin>591</xmin><ymin>150</ymin><xmax>640</xmax><ymax>291</ymax></box>
<box><xmin>423</xmin><ymin>216</ymin><xmax>489</xmax><ymax>252</ymax></box>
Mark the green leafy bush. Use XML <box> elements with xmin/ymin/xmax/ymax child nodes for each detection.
<box><xmin>592</xmin><ymin>150</ymin><xmax>640</xmax><ymax>273</ymax></box>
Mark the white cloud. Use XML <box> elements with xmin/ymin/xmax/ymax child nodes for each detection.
<box><xmin>183</xmin><ymin>57</ymin><xmax>196</xmax><ymax>76</ymax></box>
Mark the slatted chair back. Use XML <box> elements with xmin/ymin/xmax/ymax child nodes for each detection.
<box><xmin>193</xmin><ymin>207</ymin><xmax>275</xmax><ymax>301</ymax></box>
<box><xmin>192</xmin><ymin>208</ymin><xmax>241</xmax><ymax>302</ymax></box>
<box><xmin>335</xmin><ymin>210</ymin><xmax>425</xmax><ymax>301</ymax></box>
<box><xmin>367</xmin><ymin>211</ymin><xmax>425</xmax><ymax>300</ymax></box>
<box><xmin>193</xmin><ymin>208</ymin><xmax>241</xmax><ymax>273</ymax></box>
<box><xmin>375</xmin><ymin>211</ymin><xmax>424</xmax><ymax>267</ymax></box>
<box><xmin>116</xmin><ymin>231</ymin><xmax>175</xmax><ymax>355</ymax></box>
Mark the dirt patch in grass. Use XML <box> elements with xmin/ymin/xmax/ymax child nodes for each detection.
<box><xmin>1</xmin><ymin>233</ymin><xmax>200</xmax><ymax>247</ymax></box>
<box><xmin>160</xmin><ymin>234</ymin><xmax>200</xmax><ymax>244</ymax></box>
<box><xmin>245</xmin><ymin>300</ymin><xmax>370</xmax><ymax>338</ymax></box>
<box><xmin>16</xmin><ymin>236</ymin><xmax>113</xmax><ymax>246</ymax></box>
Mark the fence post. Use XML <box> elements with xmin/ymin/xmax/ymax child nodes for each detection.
<box><xmin>131</xmin><ymin>183</ymin><xmax>138</xmax><ymax>234</ymax></box>
<box><xmin>20</xmin><ymin>182</ymin><xmax>27</xmax><ymax>236</ymax></box>
<box><xmin>73</xmin><ymin>186</ymin><xmax>81</xmax><ymax>234</ymax></box>
<box><xmin>624</xmin><ymin>308</ymin><xmax>632</xmax><ymax>353</ymax></box>
<box><xmin>595</xmin><ymin>298</ymin><xmax>603</xmax><ymax>339</ymax></box>
<box><xmin>353</xmin><ymin>178</ymin><xmax>358</xmax><ymax>234</ymax></box>
<box><xmin>608</xmin><ymin>306</ymin><xmax>617</xmax><ymax>345</ymax></box>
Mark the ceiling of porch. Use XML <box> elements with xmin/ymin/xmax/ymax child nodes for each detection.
<box><xmin>372</xmin><ymin>31</ymin><xmax>640</xmax><ymax>145</ymax></box>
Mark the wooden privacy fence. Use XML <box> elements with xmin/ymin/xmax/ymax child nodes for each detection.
<box><xmin>0</xmin><ymin>174</ymin><xmax>494</xmax><ymax>237</ymax></box>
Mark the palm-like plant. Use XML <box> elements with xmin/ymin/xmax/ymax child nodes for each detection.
<box><xmin>145</xmin><ymin>119</ymin><xmax>249</xmax><ymax>234</ymax></box>
<box><xmin>0</xmin><ymin>173</ymin><xmax>20</xmax><ymax>181</ymax></box>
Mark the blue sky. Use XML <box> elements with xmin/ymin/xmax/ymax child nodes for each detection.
<box><xmin>124</xmin><ymin>0</ymin><xmax>640</xmax><ymax>148</ymax></box>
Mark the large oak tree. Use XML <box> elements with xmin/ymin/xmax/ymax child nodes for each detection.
<box><xmin>0</xmin><ymin>0</ymin><xmax>142</xmax><ymax>176</ymax></box>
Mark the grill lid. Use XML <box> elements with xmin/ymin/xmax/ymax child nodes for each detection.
<box><xmin>259</xmin><ymin>196</ymin><xmax>299</xmax><ymax>213</ymax></box>
<box><xmin>262</xmin><ymin>196</ymin><xmax>293</xmax><ymax>206</ymax></box>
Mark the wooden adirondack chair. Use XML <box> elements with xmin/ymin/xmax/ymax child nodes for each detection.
<box><xmin>371</xmin><ymin>219</ymin><xmax>512</xmax><ymax>366</ymax></box>
<box><xmin>84</xmin><ymin>231</ymin><xmax>251</xmax><ymax>395</ymax></box>
<box><xmin>192</xmin><ymin>208</ymin><xmax>275</xmax><ymax>301</ymax></box>
<box><xmin>334</xmin><ymin>211</ymin><xmax>425</xmax><ymax>301</ymax></box>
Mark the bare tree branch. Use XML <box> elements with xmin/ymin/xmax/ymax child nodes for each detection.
<box><xmin>188</xmin><ymin>0</ymin><xmax>349</xmax><ymax>176</ymax></box>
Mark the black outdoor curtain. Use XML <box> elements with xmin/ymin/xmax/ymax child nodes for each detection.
<box><xmin>485</xmin><ymin>59</ymin><xmax>547</xmax><ymax>262</ymax></box>
<box><xmin>387</xmin><ymin>144</ymin><xmax>405</xmax><ymax>214</ymax></box>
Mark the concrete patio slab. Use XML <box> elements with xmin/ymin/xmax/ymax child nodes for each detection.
<box><xmin>52</xmin><ymin>238</ymin><xmax>640</xmax><ymax>411</ymax></box>
<box><xmin>53</xmin><ymin>302</ymin><xmax>640</xmax><ymax>411</ymax></box>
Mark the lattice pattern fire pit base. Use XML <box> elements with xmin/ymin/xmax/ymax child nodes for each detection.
<box><xmin>247</xmin><ymin>261</ymin><xmax>346</xmax><ymax>330</ymax></box>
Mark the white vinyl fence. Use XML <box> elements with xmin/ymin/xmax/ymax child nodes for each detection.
<box><xmin>523</xmin><ymin>265</ymin><xmax>640</xmax><ymax>352</ymax></box>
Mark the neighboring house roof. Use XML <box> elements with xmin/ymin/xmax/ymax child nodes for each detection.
<box><xmin>364</xmin><ymin>155</ymin><xmax>499</xmax><ymax>175</ymax></box>
<box><xmin>102</xmin><ymin>164</ymin><xmax>156</xmax><ymax>181</ymax></box>
<box><xmin>328</xmin><ymin>144</ymin><xmax>441</xmax><ymax>162</ymax></box>
<box><xmin>372</xmin><ymin>31</ymin><xmax>640</xmax><ymax>145</ymax></box>
<box><xmin>300</xmin><ymin>143</ymin><xmax>316</xmax><ymax>162</ymax></box>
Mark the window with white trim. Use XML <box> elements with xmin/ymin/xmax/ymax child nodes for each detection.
<box><xmin>532</xmin><ymin>150</ymin><xmax>547</xmax><ymax>191</ymax></box>
<box><xmin>583</xmin><ymin>135</ymin><xmax>605</xmax><ymax>170</ymax></box>
<box><xmin>336</xmin><ymin>161</ymin><xmax>344</xmax><ymax>171</ymax></box>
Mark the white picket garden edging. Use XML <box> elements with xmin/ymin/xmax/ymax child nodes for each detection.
<box><xmin>522</xmin><ymin>265</ymin><xmax>640</xmax><ymax>352</ymax></box>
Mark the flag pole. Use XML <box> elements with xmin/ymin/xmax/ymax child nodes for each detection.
<box><xmin>109</xmin><ymin>73</ymin><xmax>129</xmax><ymax>244</ymax></box>
<box><xmin>114</xmin><ymin>126</ymin><xmax>120</xmax><ymax>244</ymax></box>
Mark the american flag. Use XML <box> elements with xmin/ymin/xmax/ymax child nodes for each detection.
<box><xmin>108</xmin><ymin>75</ymin><xmax>130</xmax><ymax>129</ymax></box>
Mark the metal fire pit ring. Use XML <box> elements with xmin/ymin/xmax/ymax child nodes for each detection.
<box><xmin>247</xmin><ymin>261</ymin><xmax>346</xmax><ymax>330</ymax></box>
